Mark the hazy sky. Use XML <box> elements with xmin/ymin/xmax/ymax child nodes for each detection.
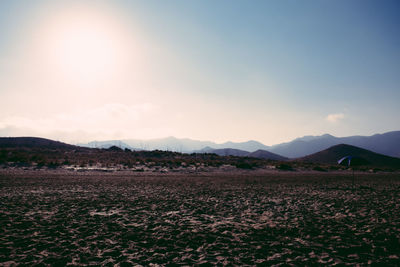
<box><xmin>1</xmin><ymin>0</ymin><xmax>399</xmax><ymax>145</ymax></box>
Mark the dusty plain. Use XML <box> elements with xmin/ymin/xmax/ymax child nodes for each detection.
<box><xmin>1</xmin><ymin>169</ymin><xmax>400</xmax><ymax>266</ymax></box>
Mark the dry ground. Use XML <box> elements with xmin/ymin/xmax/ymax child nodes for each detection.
<box><xmin>1</xmin><ymin>169</ymin><xmax>400</xmax><ymax>266</ymax></box>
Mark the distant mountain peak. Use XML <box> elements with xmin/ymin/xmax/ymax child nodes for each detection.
<box><xmin>269</xmin><ymin>131</ymin><xmax>400</xmax><ymax>158</ymax></box>
<box><xmin>75</xmin><ymin>131</ymin><xmax>400</xmax><ymax>159</ymax></box>
<box><xmin>294</xmin><ymin>133</ymin><xmax>335</xmax><ymax>142</ymax></box>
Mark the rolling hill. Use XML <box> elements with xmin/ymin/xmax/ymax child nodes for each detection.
<box><xmin>197</xmin><ymin>147</ymin><xmax>250</xmax><ymax>157</ymax></box>
<box><xmin>298</xmin><ymin>144</ymin><xmax>400</xmax><ymax>169</ymax></box>
<box><xmin>0</xmin><ymin>137</ymin><xmax>78</xmax><ymax>150</ymax></box>
<box><xmin>247</xmin><ymin>150</ymin><xmax>288</xmax><ymax>161</ymax></box>
<box><xmin>197</xmin><ymin>147</ymin><xmax>287</xmax><ymax>161</ymax></box>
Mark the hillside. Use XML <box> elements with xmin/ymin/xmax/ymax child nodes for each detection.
<box><xmin>201</xmin><ymin>148</ymin><xmax>250</xmax><ymax>157</ymax></box>
<box><xmin>197</xmin><ymin>147</ymin><xmax>287</xmax><ymax>160</ymax></box>
<box><xmin>248</xmin><ymin>150</ymin><xmax>288</xmax><ymax>161</ymax></box>
<box><xmin>0</xmin><ymin>137</ymin><xmax>78</xmax><ymax>150</ymax></box>
<box><xmin>298</xmin><ymin>144</ymin><xmax>400</xmax><ymax>169</ymax></box>
<box><xmin>0</xmin><ymin>137</ymin><xmax>271</xmax><ymax>170</ymax></box>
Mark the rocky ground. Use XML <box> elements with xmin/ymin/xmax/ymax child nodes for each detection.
<box><xmin>1</xmin><ymin>169</ymin><xmax>400</xmax><ymax>266</ymax></box>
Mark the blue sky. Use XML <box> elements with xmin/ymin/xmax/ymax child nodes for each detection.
<box><xmin>0</xmin><ymin>0</ymin><xmax>399</xmax><ymax>145</ymax></box>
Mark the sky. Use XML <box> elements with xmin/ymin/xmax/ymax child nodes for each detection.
<box><xmin>0</xmin><ymin>0</ymin><xmax>399</xmax><ymax>145</ymax></box>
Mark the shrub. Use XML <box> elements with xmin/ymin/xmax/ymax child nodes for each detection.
<box><xmin>108</xmin><ymin>146</ymin><xmax>123</xmax><ymax>152</ymax></box>
<box><xmin>276</xmin><ymin>163</ymin><xmax>294</xmax><ymax>171</ymax></box>
<box><xmin>313</xmin><ymin>166</ymin><xmax>327</xmax><ymax>172</ymax></box>
<box><xmin>235</xmin><ymin>161</ymin><xmax>254</xmax><ymax>169</ymax></box>
<box><xmin>47</xmin><ymin>161</ymin><xmax>59</xmax><ymax>169</ymax></box>
<box><xmin>328</xmin><ymin>165</ymin><xmax>340</xmax><ymax>170</ymax></box>
<box><xmin>37</xmin><ymin>161</ymin><xmax>46</xmax><ymax>169</ymax></box>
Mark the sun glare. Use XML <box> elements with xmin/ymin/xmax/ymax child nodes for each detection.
<box><xmin>34</xmin><ymin>4</ymin><xmax>133</xmax><ymax>87</ymax></box>
<box><xmin>55</xmin><ymin>25</ymin><xmax>116</xmax><ymax>83</ymax></box>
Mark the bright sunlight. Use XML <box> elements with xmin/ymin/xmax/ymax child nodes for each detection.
<box><xmin>53</xmin><ymin>23</ymin><xmax>117</xmax><ymax>84</ymax></box>
<box><xmin>34</xmin><ymin>3</ymin><xmax>133</xmax><ymax>87</ymax></box>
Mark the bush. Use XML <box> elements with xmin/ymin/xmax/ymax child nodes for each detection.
<box><xmin>108</xmin><ymin>146</ymin><xmax>123</xmax><ymax>152</ymax></box>
<box><xmin>276</xmin><ymin>163</ymin><xmax>294</xmax><ymax>171</ymax></box>
<box><xmin>328</xmin><ymin>165</ymin><xmax>340</xmax><ymax>170</ymax></box>
<box><xmin>313</xmin><ymin>166</ymin><xmax>327</xmax><ymax>172</ymax></box>
<box><xmin>47</xmin><ymin>161</ymin><xmax>59</xmax><ymax>169</ymax></box>
<box><xmin>37</xmin><ymin>161</ymin><xmax>46</xmax><ymax>169</ymax></box>
<box><xmin>235</xmin><ymin>162</ymin><xmax>254</xmax><ymax>169</ymax></box>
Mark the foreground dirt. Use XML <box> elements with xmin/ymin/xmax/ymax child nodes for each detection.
<box><xmin>1</xmin><ymin>170</ymin><xmax>400</xmax><ymax>266</ymax></box>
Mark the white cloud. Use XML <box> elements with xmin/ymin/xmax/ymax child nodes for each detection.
<box><xmin>325</xmin><ymin>113</ymin><xmax>345</xmax><ymax>123</ymax></box>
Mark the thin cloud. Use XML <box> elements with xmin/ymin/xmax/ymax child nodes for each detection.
<box><xmin>326</xmin><ymin>113</ymin><xmax>345</xmax><ymax>123</ymax></box>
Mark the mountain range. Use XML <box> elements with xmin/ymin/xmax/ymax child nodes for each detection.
<box><xmin>268</xmin><ymin>131</ymin><xmax>400</xmax><ymax>158</ymax></box>
<box><xmin>2</xmin><ymin>136</ymin><xmax>400</xmax><ymax>169</ymax></box>
<box><xmin>196</xmin><ymin>147</ymin><xmax>288</xmax><ymax>161</ymax></box>
<box><xmin>298</xmin><ymin>144</ymin><xmax>400</xmax><ymax>169</ymax></box>
<box><xmin>78</xmin><ymin>131</ymin><xmax>400</xmax><ymax>159</ymax></box>
<box><xmin>80</xmin><ymin>137</ymin><xmax>270</xmax><ymax>153</ymax></box>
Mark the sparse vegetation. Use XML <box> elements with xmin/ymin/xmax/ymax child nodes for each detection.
<box><xmin>313</xmin><ymin>165</ymin><xmax>328</xmax><ymax>172</ymax></box>
<box><xmin>1</xmin><ymin>137</ymin><xmax>399</xmax><ymax>172</ymax></box>
<box><xmin>276</xmin><ymin>163</ymin><xmax>294</xmax><ymax>171</ymax></box>
<box><xmin>0</xmin><ymin>146</ymin><xmax>280</xmax><ymax>172</ymax></box>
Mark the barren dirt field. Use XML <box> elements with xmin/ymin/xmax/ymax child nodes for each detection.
<box><xmin>1</xmin><ymin>170</ymin><xmax>400</xmax><ymax>266</ymax></box>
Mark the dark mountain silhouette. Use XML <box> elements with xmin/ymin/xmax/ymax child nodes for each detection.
<box><xmin>0</xmin><ymin>137</ymin><xmax>77</xmax><ymax>150</ymax></box>
<box><xmin>107</xmin><ymin>145</ymin><xmax>124</xmax><ymax>152</ymax></box>
<box><xmin>248</xmin><ymin>150</ymin><xmax>288</xmax><ymax>161</ymax></box>
<box><xmin>201</xmin><ymin>148</ymin><xmax>250</xmax><ymax>157</ymax></box>
<box><xmin>269</xmin><ymin>131</ymin><xmax>400</xmax><ymax>158</ymax></box>
<box><xmin>298</xmin><ymin>144</ymin><xmax>400</xmax><ymax>169</ymax></box>
<box><xmin>198</xmin><ymin>147</ymin><xmax>287</xmax><ymax>160</ymax></box>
